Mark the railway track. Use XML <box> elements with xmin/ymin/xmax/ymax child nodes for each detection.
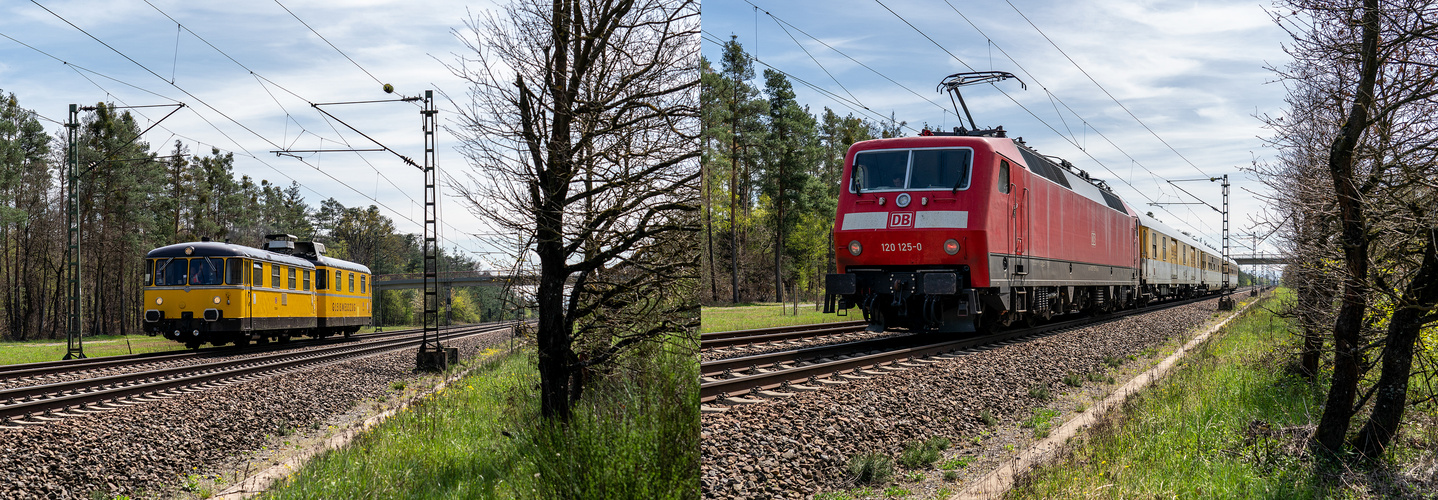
<box><xmin>0</xmin><ymin>322</ymin><xmax>519</xmax><ymax>425</ymax></box>
<box><xmin>0</xmin><ymin>322</ymin><xmax>520</xmax><ymax>388</ymax></box>
<box><xmin>700</xmin><ymin>320</ymin><xmax>868</xmax><ymax>350</ymax></box>
<box><xmin>700</xmin><ymin>291</ymin><xmax>1246</xmax><ymax>404</ymax></box>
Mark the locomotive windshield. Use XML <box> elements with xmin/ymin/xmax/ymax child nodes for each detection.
<box><xmin>852</xmin><ymin>148</ymin><xmax>972</xmax><ymax>192</ymax></box>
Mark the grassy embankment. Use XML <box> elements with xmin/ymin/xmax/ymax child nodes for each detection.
<box><xmin>260</xmin><ymin>339</ymin><xmax>699</xmax><ymax>499</ymax></box>
<box><xmin>0</xmin><ymin>335</ymin><xmax>186</xmax><ymax>365</ymax></box>
<box><xmin>701</xmin><ymin>302</ymin><xmax>859</xmax><ymax>333</ymax></box>
<box><xmin>1010</xmin><ymin>289</ymin><xmax>1438</xmax><ymax>498</ymax></box>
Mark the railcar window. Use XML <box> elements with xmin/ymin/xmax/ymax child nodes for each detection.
<box><xmin>226</xmin><ymin>258</ymin><xmax>242</xmax><ymax>285</ymax></box>
<box><xmin>349</xmin><ymin>272</ymin><xmax>355</xmax><ymax>293</ymax></box>
<box><xmin>189</xmin><ymin>257</ymin><xmax>222</xmax><ymax>285</ymax></box>
<box><xmin>909</xmin><ymin>149</ymin><xmax>972</xmax><ymax>190</ymax></box>
<box><xmin>997</xmin><ymin>160</ymin><xmax>1010</xmax><ymax>194</ymax></box>
<box><xmin>288</xmin><ymin>267</ymin><xmax>297</xmax><ymax>290</ymax></box>
<box><xmin>303</xmin><ymin>270</ymin><xmax>311</xmax><ymax>291</ymax></box>
<box><xmin>360</xmin><ymin>275</ymin><xmax>366</xmax><ymax>294</ymax></box>
<box><xmin>157</xmin><ymin>258</ymin><xmax>188</xmax><ymax>286</ymax></box>
<box><xmin>316</xmin><ymin>268</ymin><xmax>328</xmax><ymax>290</ymax></box>
<box><xmin>335</xmin><ymin>270</ymin><xmax>342</xmax><ymax>291</ymax></box>
<box><xmin>1161</xmin><ymin>237</ymin><xmax>1167</xmax><ymax>260</ymax></box>
<box><xmin>144</xmin><ymin>259</ymin><xmax>153</xmax><ymax>286</ymax></box>
<box><xmin>272</xmin><ymin>265</ymin><xmax>282</xmax><ymax>289</ymax></box>
<box><xmin>253</xmin><ymin>262</ymin><xmax>263</xmax><ymax>287</ymax></box>
<box><xmin>852</xmin><ymin>150</ymin><xmax>909</xmax><ymax>191</ymax></box>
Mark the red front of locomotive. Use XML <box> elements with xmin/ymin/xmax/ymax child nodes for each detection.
<box><xmin>825</xmin><ymin>135</ymin><xmax>1005</xmax><ymax>332</ymax></box>
<box><xmin>823</xmin><ymin>133</ymin><xmax>1142</xmax><ymax>333</ymax></box>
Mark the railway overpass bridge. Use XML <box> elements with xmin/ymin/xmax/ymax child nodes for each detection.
<box><xmin>1233</xmin><ymin>254</ymin><xmax>1285</xmax><ymax>265</ymax></box>
<box><xmin>372</xmin><ymin>271</ymin><xmax>537</xmax><ymax>291</ymax></box>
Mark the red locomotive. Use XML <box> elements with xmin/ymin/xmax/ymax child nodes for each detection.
<box><xmin>822</xmin><ymin>72</ymin><xmax>1236</xmax><ymax>332</ymax></box>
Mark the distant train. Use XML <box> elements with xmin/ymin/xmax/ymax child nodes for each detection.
<box><xmin>143</xmin><ymin>234</ymin><xmax>372</xmax><ymax>348</ymax></box>
<box><xmin>823</xmin><ymin>129</ymin><xmax>1237</xmax><ymax>333</ymax></box>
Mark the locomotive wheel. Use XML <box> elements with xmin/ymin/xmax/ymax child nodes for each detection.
<box><xmin>185</xmin><ymin>341</ymin><xmax>201</xmax><ymax>350</ymax></box>
<box><xmin>343</xmin><ymin>329</ymin><xmax>353</xmax><ymax>339</ymax></box>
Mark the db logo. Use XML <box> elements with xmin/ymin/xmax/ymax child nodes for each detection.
<box><xmin>888</xmin><ymin>212</ymin><xmax>913</xmax><ymax>228</ymax></box>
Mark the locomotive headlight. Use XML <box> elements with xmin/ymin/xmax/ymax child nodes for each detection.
<box><xmin>155</xmin><ymin>297</ymin><xmax>163</xmax><ymax>305</ymax></box>
<box><xmin>213</xmin><ymin>296</ymin><xmax>221</xmax><ymax>304</ymax></box>
<box><xmin>944</xmin><ymin>239</ymin><xmax>960</xmax><ymax>255</ymax></box>
<box><xmin>896</xmin><ymin>193</ymin><xmax>911</xmax><ymax>208</ymax></box>
<box><xmin>848</xmin><ymin>240</ymin><xmax>863</xmax><ymax>256</ymax></box>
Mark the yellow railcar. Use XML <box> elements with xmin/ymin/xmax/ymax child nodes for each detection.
<box><xmin>142</xmin><ymin>235</ymin><xmax>371</xmax><ymax>348</ymax></box>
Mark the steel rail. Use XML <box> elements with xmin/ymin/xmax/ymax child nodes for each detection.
<box><xmin>0</xmin><ymin>323</ymin><xmax>515</xmax><ymax>421</ymax></box>
<box><xmin>0</xmin><ymin>328</ymin><xmax>418</xmax><ymax>379</ymax></box>
<box><xmin>700</xmin><ymin>321</ymin><xmax>870</xmax><ymax>349</ymax></box>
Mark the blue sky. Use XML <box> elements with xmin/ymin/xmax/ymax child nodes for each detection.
<box><xmin>702</xmin><ymin>0</ymin><xmax>1292</xmax><ymax>265</ymax></box>
<box><xmin>0</xmin><ymin>0</ymin><xmax>514</xmax><ymax>269</ymax></box>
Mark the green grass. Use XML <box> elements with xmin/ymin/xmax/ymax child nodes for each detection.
<box><xmin>897</xmin><ymin>436</ymin><xmax>951</xmax><ymax>469</ymax></box>
<box><xmin>1010</xmin><ymin>290</ymin><xmax>1338</xmax><ymax>498</ymax></box>
<box><xmin>701</xmin><ymin>302</ymin><xmax>857</xmax><ymax>333</ymax></box>
<box><xmin>0</xmin><ymin>334</ymin><xmax>186</xmax><ymax>365</ymax></box>
<box><xmin>261</xmin><ymin>341</ymin><xmax>697</xmax><ymax>499</ymax></box>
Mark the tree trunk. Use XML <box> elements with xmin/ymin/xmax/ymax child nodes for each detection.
<box><xmin>730</xmin><ymin>106</ymin><xmax>740</xmax><ymax>304</ymax></box>
<box><xmin>1355</xmin><ymin>229</ymin><xmax>1438</xmax><ymax>457</ymax></box>
<box><xmin>533</xmin><ymin>0</ymin><xmax>578</xmax><ymax>421</ymax></box>
<box><xmin>774</xmin><ymin>176</ymin><xmax>784</xmax><ymax>303</ymax></box>
<box><xmin>1312</xmin><ymin>0</ymin><xmax>1380</xmax><ymax>455</ymax></box>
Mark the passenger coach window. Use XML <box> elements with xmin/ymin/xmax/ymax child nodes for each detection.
<box><xmin>288</xmin><ymin>267</ymin><xmax>297</xmax><ymax>290</ymax></box>
<box><xmin>253</xmin><ymin>262</ymin><xmax>263</xmax><ymax>287</ymax></box>
<box><xmin>998</xmin><ymin>160</ymin><xmax>1011</xmax><ymax>194</ymax></box>
<box><xmin>348</xmin><ymin>272</ymin><xmax>355</xmax><ymax>293</ymax></box>
<box><xmin>272</xmin><ymin>265</ymin><xmax>282</xmax><ymax>289</ymax></box>
<box><xmin>361</xmin><ymin>276</ymin><xmax>366</xmax><ymax>293</ymax></box>
<box><xmin>304</xmin><ymin>270</ymin><xmax>311</xmax><ymax>291</ymax></box>
<box><xmin>226</xmin><ymin>258</ymin><xmax>242</xmax><ymax>285</ymax></box>
<box><xmin>335</xmin><ymin>270</ymin><xmax>342</xmax><ymax>291</ymax></box>
<box><xmin>909</xmin><ymin>149</ymin><xmax>972</xmax><ymax>190</ymax></box>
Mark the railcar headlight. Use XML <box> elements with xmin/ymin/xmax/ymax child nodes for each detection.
<box><xmin>896</xmin><ymin>193</ymin><xmax>911</xmax><ymax>208</ymax></box>
<box><xmin>213</xmin><ymin>296</ymin><xmax>221</xmax><ymax>304</ymax></box>
<box><xmin>848</xmin><ymin>240</ymin><xmax>862</xmax><ymax>256</ymax></box>
<box><xmin>155</xmin><ymin>297</ymin><xmax>163</xmax><ymax>305</ymax></box>
<box><xmin>944</xmin><ymin>239</ymin><xmax>960</xmax><ymax>255</ymax></box>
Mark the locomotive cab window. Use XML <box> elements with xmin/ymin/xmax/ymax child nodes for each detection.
<box><xmin>189</xmin><ymin>257</ymin><xmax>222</xmax><ymax>286</ymax></box>
<box><xmin>144</xmin><ymin>259</ymin><xmax>154</xmax><ymax>286</ymax></box>
<box><xmin>850</xmin><ymin>148</ymin><xmax>973</xmax><ymax>192</ymax></box>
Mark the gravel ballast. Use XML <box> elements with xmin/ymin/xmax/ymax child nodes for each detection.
<box><xmin>701</xmin><ymin>297</ymin><xmax>1233</xmax><ymax>499</ymax></box>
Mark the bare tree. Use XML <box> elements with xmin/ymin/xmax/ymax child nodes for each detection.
<box><xmin>1262</xmin><ymin>0</ymin><xmax>1438</xmax><ymax>457</ymax></box>
<box><xmin>448</xmin><ymin>0</ymin><xmax>700</xmax><ymax>420</ymax></box>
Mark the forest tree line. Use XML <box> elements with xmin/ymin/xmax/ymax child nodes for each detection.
<box><xmin>0</xmin><ymin>92</ymin><xmax>514</xmax><ymax>342</ymax></box>
<box><xmin>700</xmin><ymin>38</ymin><xmax>902</xmax><ymax>306</ymax></box>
